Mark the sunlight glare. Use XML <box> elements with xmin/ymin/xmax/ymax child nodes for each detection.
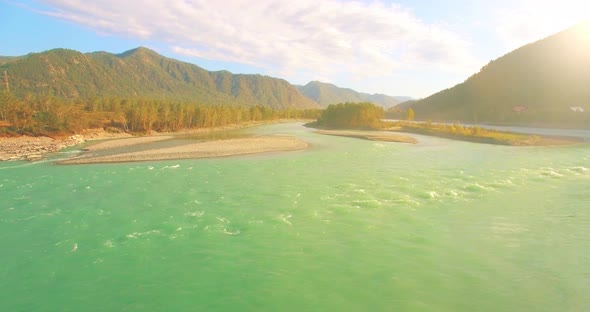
<box><xmin>574</xmin><ymin>20</ymin><xmax>590</xmax><ymax>38</ymax></box>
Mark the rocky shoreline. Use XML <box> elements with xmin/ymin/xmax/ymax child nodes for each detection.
<box><xmin>0</xmin><ymin>128</ymin><xmax>133</xmax><ymax>162</ymax></box>
<box><xmin>0</xmin><ymin>121</ymin><xmax>309</xmax><ymax>162</ymax></box>
<box><xmin>0</xmin><ymin>135</ymin><xmax>86</xmax><ymax>161</ymax></box>
<box><xmin>0</xmin><ymin>135</ymin><xmax>84</xmax><ymax>161</ymax></box>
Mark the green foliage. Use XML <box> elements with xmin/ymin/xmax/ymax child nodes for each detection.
<box><xmin>0</xmin><ymin>47</ymin><xmax>319</xmax><ymax>110</ymax></box>
<box><xmin>406</xmin><ymin>108</ymin><xmax>415</xmax><ymax>121</ymax></box>
<box><xmin>389</xmin><ymin>121</ymin><xmax>541</xmax><ymax>145</ymax></box>
<box><xmin>0</xmin><ymin>94</ymin><xmax>322</xmax><ymax>136</ymax></box>
<box><xmin>315</xmin><ymin>102</ymin><xmax>384</xmax><ymax>129</ymax></box>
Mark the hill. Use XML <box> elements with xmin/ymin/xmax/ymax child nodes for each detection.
<box><xmin>0</xmin><ymin>56</ymin><xmax>23</xmax><ymax>65</ymax></box>
<box><xmin>298</xmin><ymin>81</ymin><xmax>406</xmax><ymax>108</ymax></box>
<box><xmin>408</xmin><ymin>21</ymin><xmax>590</xmax><ymax>127</ymax></box>
<box><xmin>0</xmin><ymin>47</ymin><xmax>318</xmax><ymax>109</ymax></box>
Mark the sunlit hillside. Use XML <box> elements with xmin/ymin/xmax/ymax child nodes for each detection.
<box><xmin>408</xmin><ymin>21</ymin><xmax>590</xmax><ymax>127</ymax></box>
<box><xmin>0</xmin><ymin>47</ymin><xmax>318</xmax><ymax>110</ymax></box>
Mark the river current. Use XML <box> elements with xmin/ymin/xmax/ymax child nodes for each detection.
<box><xmin>1</xmin><ymin>123</ymin><xmax>588</xmax><ymax>311</ymax></box>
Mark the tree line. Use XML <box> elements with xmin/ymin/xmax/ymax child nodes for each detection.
<box><xmin>313</xmin><ymin>102</ymin><xmax>384</xmax><ymax>129</ymax></box>
<box><xmin>0</xmin><ymin>92</ymin><xmax>321</xmax><ymax>136</ymax></box>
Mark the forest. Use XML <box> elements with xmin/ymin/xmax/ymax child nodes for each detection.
<box><xmin>312</xmin><ymin>102</ymin><xmax>384</xmax><ymax>129</ymax></box>
<box><xmin>0</xmin><ymin>47</ymin><xmax>318</xmax><ymax>110</ymax></box>
<box><xmin>0</xmin><ymin>92</ymin><xmax>321</xmax><ymax>136</ymax></box>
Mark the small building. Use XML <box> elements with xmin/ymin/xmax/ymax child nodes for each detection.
<box><xmin>570</xmin><ymin>107</ymin><xmax>585</xmax><ymax>112</ymax></box>
<box><xmin>513</xmin><ymin>106</ymin><xmax>527</xmax><ymax>113</ymax></box>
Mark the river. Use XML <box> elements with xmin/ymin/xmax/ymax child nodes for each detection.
<box><xmin>1</xmin><ymin>123</ymin><xmax>588</xmax><ymax>311</ymax></box>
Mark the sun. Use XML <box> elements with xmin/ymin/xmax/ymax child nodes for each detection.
<box><xmin>574</xmin><ymin>19</ymin><xmax>590</xmax><ymax>38</ymax></box>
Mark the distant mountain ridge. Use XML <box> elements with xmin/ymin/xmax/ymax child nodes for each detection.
<box><xmin>0</xmin><ymin>47</ymin><xmax>319</xmax><ymax>109</ymax></box>
<box><xmin>298</xmin><ymin>81</ymin><xmax>409</xmax><ymax>108</ymax></box>
<box><xmin>407</xmin><ymin>21</ymin><xmax>590</xmax><ymax>127</ymax></box>
<box><xmin>0</xmin><ymin>47</ymin><xmax>414</xmax><ymax>110</ymax></box>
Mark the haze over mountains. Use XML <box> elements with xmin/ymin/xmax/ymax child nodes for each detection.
<box><xmin>1</xmin><ymin>21</ymin><xmax>589</xmax><ymax>128</ymax></box>
<box><xmin>406</xmin><ymin>21</ymin><xmax>590</xmax><ymax>126</ymax></box>
<box><xmin>297</xmin><ymin>81</ymin><xmax>411</xmax><ymax>108</ymax></box>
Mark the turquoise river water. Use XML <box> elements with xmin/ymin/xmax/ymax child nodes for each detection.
<box><xmin>1</xmin><ymin>123</ymin><xmax>589</xmax><ymax>311</ymax></box>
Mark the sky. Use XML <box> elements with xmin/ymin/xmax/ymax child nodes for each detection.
<box><xmin>1</xmin><ymin>0</ymin><xmax>589</xmax><ymax>98</ymax></box>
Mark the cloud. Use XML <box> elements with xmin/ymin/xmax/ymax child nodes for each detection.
<box><xmin>493</xmin><ymin>0</ymin><xmax>590</xmax><ymax>51</ymax></box>
<box><xmin>30</xmin><ymin>0</ymin><xmax>476</xmax><ymax>85</ymax></box>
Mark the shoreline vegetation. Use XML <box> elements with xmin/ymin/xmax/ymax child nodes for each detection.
<box><xmin>2</xmin><ymin>100</ymin><xmax>585</xmax><ymax>163</ymax></box>
<box><xmin>308</xmin><ymin>102</ymin><xmax>584</xmax><ymax>146</ymax></box>
<box><xmin>0</xmin><ymin>93</ymin><xmax>321</xmax><ymax>161</ymax></box>
<box><xmin>386</xmin><ymin>121</ymin><xmax>584</xmax><ymax>146</ymax></box>
<box><xmin>0</xmin><ymin>94</ymin><xmax>321</xmax><ymax>138</ymax></box>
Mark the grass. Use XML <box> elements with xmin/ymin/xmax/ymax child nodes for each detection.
<box><xmin>384</xmin><ymin>121</ymin><xmax>581</xmax><ymax>146</ymax></box>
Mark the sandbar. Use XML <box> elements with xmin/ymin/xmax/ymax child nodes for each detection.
<box><xmin>315</xmin><ymin>130</ymin><xmax>418</xmax><ymax>144</ymax></box>
<box><xmin>59</xmin><ymin>135</ymin><xmax>309</xmax><ymax>164</ymax></box>
<box><xmin>82</xmin><ymin>136</ymin><xmax>174</xmax><ymax>151</ymax></box>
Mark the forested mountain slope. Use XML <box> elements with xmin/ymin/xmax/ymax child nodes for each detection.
<box><xmin>0</xmin><ymin>47</ymin><xmax>318</xmax><ymax>109</ymax></box>
<box><xmin>408</xmin><ymin>21</ymin><xmax>590</xmax><ymax>127</ymax></box>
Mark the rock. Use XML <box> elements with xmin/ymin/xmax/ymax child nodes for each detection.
<box><xmin>26</xmin><ymin>154</ymin><xmax>43</xmax><ymax>160</ymax></box>
<box><xmin>0</xmin><ymin>135</ymin><xmax>84</xmax><ymax>162</ymax></box>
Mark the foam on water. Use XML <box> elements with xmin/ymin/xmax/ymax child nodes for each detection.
<box><xmin>0</xmin><ymin>159</ymin><xmax>57</xmax><ymax>170</ymax></box>
<box><xmin>216</xmin><ymin>217</ymin><xmax>230</xmax><ymax>223</ymax></box>
<box><xmin>464</xmin><ymin>182</ymin><xmax>492</xmax><ymax>192</ymax></box>
<box><xmin>392</xmin><ymin>197</ymin><xmax>421</xmax><ymax>207</ymax></box>
<box><xmin>540</xmin><ymin>168</ymin><xmax>564</xmax><ymax>178</ymax></box>
<box><xmin>568</xmin><ymin>166</ymin><xmax>587</xmax><ymax>174</ymax></box>
<box><xmin>126</xmin><ymin>229</ymin><xmax>161</xmax><ymax>239</ymax></box>
<box><xmin>1</xmin><ymin>123</ymin><xmax>589</xmax><ymax>311</ymax></box>
<box><xmin>222</xmin><ymin>228</ymin><xmax>240</xmax><ymax>235</ymax></box>
<box><xmin>279</xmin><ymin>214</ymin><xmax>293</xmax><ymax>226</ymax></box>
<box><xmin>185</xmin><ymin>210</ymin><xmax>204</xmax><ymax>217</ymax></box>
<box><xmin>351</xmin><ymin>199</ymin><xmax>384</xmax><ymax>209</ymax></box>
<box><xmin>1</xmin><ymin>208</ymin><xmax>61</xmax><ymax>223</ymax></box>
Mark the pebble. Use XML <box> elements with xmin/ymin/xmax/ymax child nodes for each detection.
<box><xmin>0</xmin><ymin>135</ymin><xmax>86</xmax><ymax>161</ymax></box>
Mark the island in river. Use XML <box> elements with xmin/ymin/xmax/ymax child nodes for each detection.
<box><xmin>1</xmin><ymin>108</ymin><xmax>586</xmax><ymax>164</ymax></box>
<box><xmin>308</xmin><ymin>102</ymin><xmax>584</xmax><ymax>146</ymax></box>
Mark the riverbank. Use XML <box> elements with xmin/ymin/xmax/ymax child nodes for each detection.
<box><xmin>385</xmin><ymin>121</ymin><xmax>584</xmax><ymax>146</ymax></box>
<box><xmin>59</xmin><ymin>136</ymin><xmax>309</xmax><ymax>164</ymax></box>
<box><xmin>0</xmin><ymin>120</ymin><xmax>311</xmax><ymax>162</ymax></box>
<box><xmin>0</xmin><ymin>135</ymin><xmax>86</xmax><ymax>161</ymax></box>
<box><xmin>315</xmin><ymin>130</ymin><xmax>418</xmax><ymax>144</ymax></box>
<box><xmin>0</xmin><ymin>128</ymin><xmax>134</xmax><ymax>161</ymax></box>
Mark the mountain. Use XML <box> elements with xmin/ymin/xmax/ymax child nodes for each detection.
<box><xmin>298</xmin><ymin>81</ymin><xmax>407</xmax><ymax>108</ymax></box>
<box><xmin>0</xmin><ymin>47</ymin><xmax>319</xmax><ymax>109</ymax></box>
<box><xmin>390</xmin><ymin>96</ymin><xmax>413</xmax><ymax>103</ymax></box>
<box><xmin>407</xmin><ymin>21</ymin><xmax>590</xmax><ymax>127</ymax></box>
<box><xmin>0</xmin><ymin>56</ymin><xmax>23</xmax><ymax>65</ymax></box>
